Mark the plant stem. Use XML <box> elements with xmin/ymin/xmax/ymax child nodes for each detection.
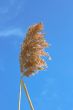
<box><xmin>18</xmin><ymin>80</ymin><xmax>22</xmax><ymax>110</ymax></box>
<box><xmin>21</xmin><ymin>80</ymin><xmax>35</xmax><ymax>110</ymax></box>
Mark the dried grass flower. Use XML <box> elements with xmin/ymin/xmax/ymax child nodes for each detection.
<box><xmin>19</xmin><ymin>23</ymin><xmax>51</xmax><ymax>77</ymax></box>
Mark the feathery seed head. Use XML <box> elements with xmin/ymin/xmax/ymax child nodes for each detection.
<box><xmin>19</xmin><ymin>23</ymin><xmax>51</xmax><ymax>77</ymax></box>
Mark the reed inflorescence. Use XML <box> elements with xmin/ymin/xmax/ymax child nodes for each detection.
<box><xmin>19</xmin><ymin>23</ymin><xmax>51</xmax><ymax>77</ymax></box>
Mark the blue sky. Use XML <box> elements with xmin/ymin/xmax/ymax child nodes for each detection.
<box><xmin>0</xmin><ymin>0</ymin><xmax>73</xmax><ymax>110</ymax></box>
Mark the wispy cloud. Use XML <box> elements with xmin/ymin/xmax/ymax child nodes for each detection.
<box><xmin>0</xmin><ymin>28</ymin><xmax>24</xmax><ymax>37</ymax></box>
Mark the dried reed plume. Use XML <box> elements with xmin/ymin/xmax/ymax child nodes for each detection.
<box><xmin>18</xmin><ymin>23</ymin><xmax>51</xmax><ymax>110</ymax></box>
<box><xmin>19</xmin><ymin>23</ymin><xmax>51</xmax><ymax>77</ymax></box>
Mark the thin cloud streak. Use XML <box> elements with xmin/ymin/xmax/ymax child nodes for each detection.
<box><xmin>0</xmin><ymin>28</ymin><xmax>24</xmax><ymax>37</ymax></box>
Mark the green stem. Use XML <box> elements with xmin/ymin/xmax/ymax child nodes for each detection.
<box><xmin>21</xmin><ymin>80</ymin><xmax>35</xmax><ymax>110</ymax></box>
